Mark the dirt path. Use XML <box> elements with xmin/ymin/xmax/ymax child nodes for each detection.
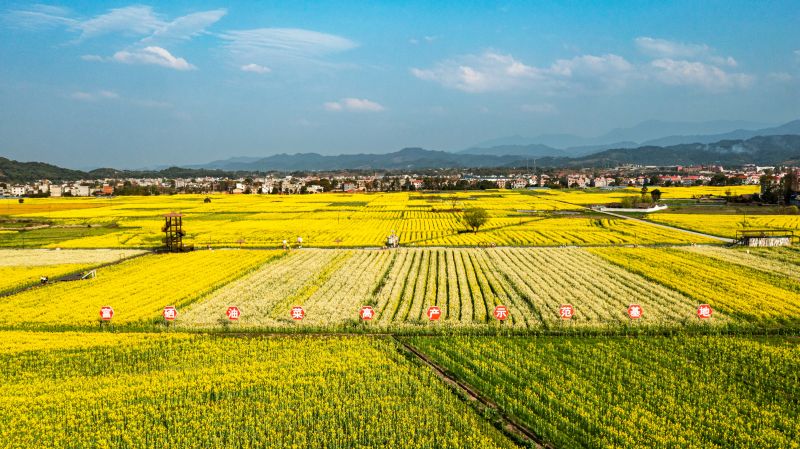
<box><xmin>595</xmin><ymin>209</ymin><xmax>735</xmax><ymax>243</ymax></box>
<box><xmin>394</xmin><ymin>336</ymin><xmax>553</xmax><ymax>449</ymax></box>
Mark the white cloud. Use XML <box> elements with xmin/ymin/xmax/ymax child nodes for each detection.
<box><xmin>144</xmin><ymin>9</ymin><xmax>226</xmax><ymax>43</ymax></box>
<box><xmin>241</xmin><ymin>63</ymin><xmax>271</xmax><ymax>74</ymax></box>
<box><xmin>710</xmin><ymin>56</ymin><xmax>738</xmax><ymax>67</ymax></box>
<box><xmin>7</xmin><ymin>5</ymin><xmax>224</xmax><ymax>43</ymax></box>
<box><xmin>635</xmin><ymin>37</ymin><xmax>710</xmax><ymax>58</ymax></box>
<box><xmin>113</xmin><ymin>46</ymin><xmax>195</xmax><ymax>70</ymax></box>
<box><xmin>767</xmin><ymin>72</ymin><xmax>793</xmax><ymax>82</ymax></box>
<box><xmin>4</xmin><ymin>5</ymin><xmax>77</xmax><ymax>29</ymax></box>
<box><xmin>520</xmin><ymin>103</ymin><xmax>557</xmax><ymax>114</ymax></box>
<box><xmin>221</xmin><ymin>28</ymin><xmax>356</xmax><ymax>64</ymax></box>
<box><xmin>650</xmin><ymin>59</ymin><xmax>753</xmax><ymax>90</ymax></box>
<box><xmin>411</xmin><ymin>51</ymin><xmax>633</xmax><ymax>93</ymax></box>
<box><xmin>324</xmin><ymin>98</ymin><xmax>384</xmax><ymax>112</ymax></box>
<box><xmin>411</xmin><ymin>52</ymin><xmax>543</xmax><ymax>93</ymax></box>
<box><xmin>75</xmin><ymin>5</ymin><xmax>164</xmax><ymax>41</ymax></box>
<box><xmin>69</xmin><ymin>90</ymin><xmax>119</xmax><ymax>101</ymax></box>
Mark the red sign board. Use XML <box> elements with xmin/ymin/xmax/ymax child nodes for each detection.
<box><xmin>226</xmin><ymin>306</ymin><xmax>241</xmax><ymax>321</ymax></box>
<box><xmin>627</xmin><ymin>304</ymin><xmax>643</xmax><ymax>320</ymax></box>
<box><xmin>163</xmin><ymin>306</ymin><xmax>177</xmax><ymax>321</ymax></box>
<box><xmin>697</xmin><ymin>304</ymin><xmax>713</xmax><ymax>319</ymax></box>
<box><xmin>291</xmin><ymin>306</ymin><xmax>305</xmax><ymax>320</ymax></box>
<box><xmin>427</xmin><ymin>306</ymin><xmax>441</xmax><ymax>321</ymax></box>
<box><xmin>559</xmin><ymin>304</ymin><xmax>574</xmax><ymax>320</ymax></box>
<box><xmin>99</xmin><ymin>306</ymin><xmax>114</xmax><ymax>321</ymax></box>
<box><xmin>493</xmin><ymin>305</ymin><xmax>509</xmax><ymax>321</ymax></box>
<box><xmin>359</xmin><ymin>306</ymin><xmax>375</xmax><ymax>320</ymax></box>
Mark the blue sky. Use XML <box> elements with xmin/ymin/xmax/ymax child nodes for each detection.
<box><xmin>1</xmin><ymin>1</ymin><xmax>799</xmax><ymax>168</ymax></box>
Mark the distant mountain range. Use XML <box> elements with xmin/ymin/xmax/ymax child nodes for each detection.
<box><xmin>192</xmin><ymin>134</ymin><xmax>800</xmax><ymax>172</ymax></box>
<box><xmin>460</xmin><ymin>119</ymin><xmax>799</xmax><ymax>158</ymax></box>
<box><xmin>2</xmin><ymin>122</ymin><xmax>800</xmax><ymax>182</ymax></box>
<box><xmin>0</xmin><ymin>158</ymin><xmax>238</xmax><ymax>183</ymax></box>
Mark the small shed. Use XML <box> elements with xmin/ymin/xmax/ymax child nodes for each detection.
<box><xmin>736</xmin><ymin>229</ymin><xmax>795</xmax><ymax>247</ymax></box>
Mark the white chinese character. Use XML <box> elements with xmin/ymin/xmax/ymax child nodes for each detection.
<box><xmin>495</xmin><ymin>308</ymin><xmax>508</xmax><ymax>319</ymax></box>
<box><xmin>361</xmin><ymin>308</ymin><xmax>373</xmax><ymax>319</ymax></box>
<box><xmin>629</xmin><ymin>306</ymin><xmax>641</xmax><ymax>318</ymax></box>
<box><xmin>229</xmin><ymin>308</ymin><xmax>239</xmax><ymax>319</ymax></box>
<box><xmin>292</xmin><ymin>307</ymin><xmax>304</xmax><ymax>319</ymax></box>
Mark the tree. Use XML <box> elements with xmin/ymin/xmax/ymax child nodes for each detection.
<box><xmin>651</xmin><ymin>189</ymin><xmax>662</xmax><ymax>203</ymax></box>
<box><xmin>710</xmin><ymin>173</ymin><xmax>728</xmax><ymax>186</ymax></box>
<box><xmin>782</xmin><ymin>171</ymin><xmax>798</xmax><ymax>205</ymax></box>
<box><xmin>463</xmin><ymin>207</ymin><xmax>489</xmax><ymax>233</ymax></box>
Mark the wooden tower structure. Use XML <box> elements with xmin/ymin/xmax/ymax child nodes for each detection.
<box><xmin>162</xmin><ymin>212</ymin><xmax>185</xmax><ymax>252</ymax></box>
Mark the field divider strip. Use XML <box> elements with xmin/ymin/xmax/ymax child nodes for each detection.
<box><xmin>0</xmin><ymin>250</ymin><xmax>152</xmax><ymax>299</ymax></box>
<box><xmin>393</xmin><ymin>336</ymin><xmax>553</xmax><ymax>449</ymax></box>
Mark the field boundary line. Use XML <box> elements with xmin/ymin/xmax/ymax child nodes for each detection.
<box><xmin>394</xmin><ymin>336</ymin><xmax>553</xmax><ymax>449</ymax></box>
<box><xmin>0</xmin><ymin>250</ymin><xmax>152</xmax><ymax>298</ymax></box>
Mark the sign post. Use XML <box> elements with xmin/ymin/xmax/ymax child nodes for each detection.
<box><xmin>559</xmin><ymin>304</ymin><xmax>574</xmax><ymax>320</ymax></box>
<box><xmin>359</xmin><ymin>306</ymin><xmax>375</xmax><ymax>321</ymax></box>
<box><xmin>99</xmin><ymin>306</ymin><xmax>113</xmax><ymax>329</ymax></box>
<box><xmin>627</xmin><ymin>304</ymin><xmax>642</xmax><ymax>320</ymax></box>
<box><xmin>163</xmin><ymin>306</ymin><xmax>177</xmax><ymax>326</ymax></box>
<box><xmin>493</xmin><ymin>305</ymin><xmax>509</xmax><ymax>322</ymax></box>
<box><xmin>697</xmin><ymin>304</ymin><xmax>713</xmax><ymax>319</ymax></box>
<box><xmin>291</xmin><ymin>306</ymin><xmax>305</xmax><ymax>321</ymax></box>
<box><xmin>226</xmin><ymin>306</ymin><xmax>241</xmax><ymax>321</ymax></box>
<box><xmin>427</xmin><ymin>306</ymin><xmax>441</xmax><ymax>321</ymax></box>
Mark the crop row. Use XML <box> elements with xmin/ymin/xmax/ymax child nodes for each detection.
<box><xmin>0</xmin><ymin>332</ymin><xmax>517</xmax><ymax>449</ymax></box>
<box><xmin>408</xmin><ymin>335</ymin><xmax>800</xmax><ymax>448</ymax></box>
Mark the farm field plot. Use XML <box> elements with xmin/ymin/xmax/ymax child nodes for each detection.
<box><xmin>646</xmin><ymin>213</ymin><xmax>800</xmax><ymax>238</ymax></box>
<box><xmin>0</xmin><ymin>250</ymin><xmax>277</xmax><ymax>328</ymax></box>
<box><xmin>0</xmin><ymin>332</ymin><xmax>518</xmax><ymax>449</ymax></box>
<box><xmin>408</xmin><ymin>335</ymin><xmax>800</xmax><ymax>449</ymax></box>
<box><xmin>0</xmin><ymin>249</ymin><xmax>145</xmax><ymax>295</ymax></box>
<box><xmin>0</xmin><ymin>191</ymin><xmax>717</xmax><ymax>248</ymax></box>
<box><xmin>180</xmin><ymin>247</ymin><xmax>712</xmax><ymax>331</ymax></box>
<box><xmin>679</xmin><ymin>245</ymin><xmax>800</xmax><ymax>281</ymax></box>
<box><xmin>543</xmin><ymin>185</ymin><xmax>760</xmax><ymax>205</ymax></box>
<box><xmin>589</xmin><ymin>247</ymin><xmax>800</xmax><ymax>327</ymax></box>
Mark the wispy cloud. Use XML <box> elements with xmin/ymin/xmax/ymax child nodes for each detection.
<box><xmin>634</xmin><ymin>37</ymin><xmax>710</xmax><ymax>59</ymax></box>
<box><xmin>411</xmin><ymin>51</ymin><xmax>633</xmax><ymax>94</ymax></box>
<box><xmin>68</xmin><ymin>89</ymin><xmax>171</xmax><ymax>108</ymax></box>
<box><xmin>6</xmin><ymin>5</ymin><xmax>225</xmax><ymax>43</ymax></box>
<box><xmin>113</xmin><ymin>46</ymin><xmax>195</xmax><ymax>70</ymax></box>
<box><xmin>520</xmin><ymin>103</ymin><xmax>557</xmax><ymax>114</ymax></box>
<box><xmin>220</xmin><ymin>28</ymin><xmax>356</xmax><ymax>64</ymax></box>
<box><xmin>649</xmin><ymin>59</ymin><xmax>753</xmax><ymax>90</ymax></box>
<box><xmin>411</xmin><ymin>52</ymin><xmax>543</xmax><ymax>93</ymax></box>
<box><xmin>69</xmin><ymin>90</ymin><xmax>119</xmax><ymax>101</ymax></box>
<box><xmin>241</xmin><ymin>63</ymin><xmax>271</xmax><ymax>74</ymax></box>
<box><xmin>143</xmin><ymin>9</ymin><xmax>226</xmax><ymax>43</ymax></box>
<box><xmin>324</xmin><ymin>98</ymin><xmax>385</xmax><ymax>112</ymax></box>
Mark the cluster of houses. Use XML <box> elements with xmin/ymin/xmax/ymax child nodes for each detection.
<box><xmin>1</xmin><ymin>165</ymin><xmax>796</xmax><ymax>197</ymax></box>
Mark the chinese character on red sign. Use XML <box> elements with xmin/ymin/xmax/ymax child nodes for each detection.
<box><xmin>291</xmin><ymin>306</ymin><xmax>305</xmax><ymax>320</ymax></box>
<box><xmin>427</xmin><ymin>306</ymin><xmax>441</xmax><ymax>321</ymax></box>
<box><xmin>559</xmin><ymin>304</ymin><xmax>574</xmax><ymax>320</ymax></box>
<box><xmin>697</xmin><ymin>304</ymin><xmax>713</xmax><ymax>319</ymax></box>
<box><xmin>627</xmin><ymin>304</ymin><xmax>642</xmax><ymax>320</ymax></box>
<box><xmin>359</xmin><ymin>306</ymin><xmax>374</xmax><ymax>320</ymax></box>
<box><xmin>493</xmin><ymin>305</ymin><xmax>509</xmax><ymax>321</ymax></box>
<box><xmin>99</xmin><ymin>306</ymin><xmax>114</xmax><ymax>321</ymax></box>
<box><xmin>226</xmin><ymin>306</ymin><xmax>240</xmax><ymax>321</ymax></box>
<box><xmin>163</xmin><ymin>306</ymin><xmax>177</xmax><ymax>321</ymax></box>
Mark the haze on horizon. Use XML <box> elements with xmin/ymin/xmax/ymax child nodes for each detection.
<box><xmin>1</xmin><ymin>0</ymin><xmax>799</xmax><ymax>169</ymax></box>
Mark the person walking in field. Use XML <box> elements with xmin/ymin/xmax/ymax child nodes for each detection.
<box><xmin>297</xmin><ymin>236</ymin><xmax>303</xmax><ymax>248</ymax></box>
<box><xmin>282</xmin><ymin>239</ymin><xmax>288</xmax><ymax>250</ymax></box>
